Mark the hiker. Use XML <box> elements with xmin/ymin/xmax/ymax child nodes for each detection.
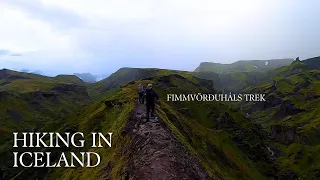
<box><xmin>137</xmin><ymin>83</ymin><xmax>145</xmax><ymax>104</ymax></box>
<box><xmin>144</xmin><ymin>84</ymin><xmax>159</xmax><ymax>122</ymax></box>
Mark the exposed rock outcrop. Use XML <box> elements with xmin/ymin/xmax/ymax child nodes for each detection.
<box><xmin>269</xmin><ymin>125</ymin><xmax>296</xmax><ymax>145</ymax></box>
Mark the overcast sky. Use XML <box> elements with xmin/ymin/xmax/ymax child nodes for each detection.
<box><xmin>0</xmin><ymin>0</ymin><xmax>319</xmax><ymax>76</ymax></box>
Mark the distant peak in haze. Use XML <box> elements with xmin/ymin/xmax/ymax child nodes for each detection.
<box><xmin>74</xmin><ymin>73</ymin><xmax>98</xmax><ymax>83</ymax></box>
<box><xmin>73</xmin><ymin>73</ymin><xmax>96</xmax><ymax>83</ymax></box>
<box><xmin>21</xmin><ymin>69</ymin><xmax>30</xmax><ymax>73</ymax></box>
<box><xmin>20</xmin><ymin>69</ymin><xmax>43</xmax><ymax>75</ymax></box>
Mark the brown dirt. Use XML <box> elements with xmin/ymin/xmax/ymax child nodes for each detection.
<box><xmin>122</xmin><ymin>101</ymin><xmax>212</xmax><ymax>180</ymax></box>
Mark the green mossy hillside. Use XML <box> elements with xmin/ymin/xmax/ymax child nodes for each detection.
<box><xmin>304</xmin><ymin>56</ymin><xmax>320</xmax><ymax>69</ymax></box>
<box><xmin>193</xmin><ymin>57</ymin><xmax>320</xmax><ymax>178</ymax></box>
<box><xmin>88</xmin><ymin>67</ymin><xmax>216</xmax><ymax>100</ymax></box>
<box><xmin>54</xmin><ymin>75</ymin><xmax>86</xmax><ymax>85</ymax></box>
<box><xmin>3</xmin><ymin>71</ymin><xmax>278</xmax><ymax>179</ymax></box>
<box><xmin>241</xmin><ymin>66</ymin><xmax>320</xmax><ymax>178</ymax></box>
<box><xmin>2</xmin><ymin>57</ymin><xmax>320</xmax><ymax>179</ymax></box>
<box><xmin>0</xmin><ymin>69</ymin><xmax>92</xmax><ymax>179</ymax></box>
<box><xmin>63</xmin><ymin>74</ymin><xmax>277</xmax><ymax>179</ymax></box>
<box><xmin>151</xmin><ymin>75</ymin><xmax>277</xmax><ymax>179</ymax></box>
<box><xmin>0</xmin><ymin>69</ymin><xmax>91</xmax><ymax>141</ymax></box>
<box><xmin>217</xmin><ymin>71</ymin><xmax>265</xmax><ymax>93</ymax></box>
<box><xmin>194</xmin><ymin>57</ymin><xmax>319</xmax><ymax>93</ymax></box>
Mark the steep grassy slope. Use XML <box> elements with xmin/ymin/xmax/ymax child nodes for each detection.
<box><xmin>266</xmin><ymin>61</ymin><xmax>313</xmax><ymax>80</ymax></box>
<box><xmin>193</xmin><ymin>59</ymin><xmax>294</xmax><ymax>93</ymax></box>
<box><xmin>241</xmin><ymin>60</ymin><xmax>320</xmax><ymax>178</ymax></box>
<box><xmin>194</xmin><ymin>59</ymin><xmax>294</xmax><ymax>73</ymax></box>
<box><xmin>0</xmin><ymin>69</ymin><xmax>87</xmax><ymax>92</ymax></box>
<box><xmin>218</xmin><ymin>72</ymin><xmax>265</xmax><ymax>93</ymax></box>
<box><xmin>194</xmin><ymin>57</ymin><xmax>319</xmax><ymax>93</ymax></box>
<box><xmin>0</xmin><ymin>69</ymin><xmax>90</xmax><ymax>135</ymax></box>
<box><xmin>151</xmin><ymin>75</ymin><xmax>277</xmax><ymax>179</ymax></box>
<box><xmin>54</xmin><ymin>75</ymin><xmax>86</xmax><ymax>85</ymax></box>
<box><xmin>304</xmin><ymin>56</ymin><xmax>320</xmax><ymax>69</ymax></box>
<box><xmin>0</xmin><ymin>69</ymin><xmax>91</xmax><ymax>179</ymax></box>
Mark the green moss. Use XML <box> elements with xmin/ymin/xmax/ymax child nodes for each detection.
<box><xmin>54</xmin><ymin>75</ymin><xmax>86</xmax><ymax>85</ymax></box>
<box><xmin>277</xmin><ymin>143</ymin><xmax>320</xmax><ymax>178</ymax></box>
<box><xmin>242</xmin><ymin>66</ymin><xmax>320</xmax><ymax>178</ymax></box>
<box><xmin>48</xmin><ymin>84</ymin><xmax>137</xmax><ymax>180</ymax></box>
<box><xmin>157</xmin><ymin>100</ymin><xmax>271</xmax><ymax>179</ymax></box>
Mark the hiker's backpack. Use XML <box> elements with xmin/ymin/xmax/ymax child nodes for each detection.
<box><xmin>145</xmin><ymin>89</ymin><xmax>154</xmax><ymax>102</ymax></box>
<box><xmin>138</xmin><ymin>85</ymin><xmax>144</xmax><ymax>93</ymax></box>
<box><xmin>145</xmin><ymin>88</ymin><xmax>158</xmax><ymax>103</ymax></box>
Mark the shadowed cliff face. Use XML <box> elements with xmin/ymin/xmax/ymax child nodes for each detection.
<box><xmin>238</xmin><ymin>58</ymin><xmax>320</xmax><ymax>179</ymax></box>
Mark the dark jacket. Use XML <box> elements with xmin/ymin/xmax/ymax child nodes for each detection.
<box><xmin>138</xmin><ymin>85</ymin><xmax>144</xmax><ymax>94</ymax></box>
<box><xmin>144</xmin><ymin>88</ymin><xmax>159</xmax><ymax>104</ymax></box>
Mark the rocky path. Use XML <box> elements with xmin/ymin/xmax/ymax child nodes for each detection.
<box><xmin>123</xmin><ymin>101</ymin><xmax>212</xmax><ymax>180</ymax></box>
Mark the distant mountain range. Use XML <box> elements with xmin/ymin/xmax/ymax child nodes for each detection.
<box><xmin>18</xmin><ymin>70</ymin><xmax>109</xmax><ymax>83</ymax></box>
<box><xmin>73</xmin><ymin>73</ymin><xmax>110</xmax><ymax>83</ymax></box>
<box><xmin>194</xmin><ymin>58</ymin><xmax>294</xmax><ymax>73</ymax></box>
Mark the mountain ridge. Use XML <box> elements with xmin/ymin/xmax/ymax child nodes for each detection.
<box><xmin>195</xmin><ymin>58</ymin><xmax>294</xmax><ymax>73</ymax></box>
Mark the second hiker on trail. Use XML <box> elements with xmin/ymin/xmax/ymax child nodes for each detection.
<box><xmin>137</xmin><ymin>83</ymin><xmax>145</xmax><ymax>104</ymax></box>
<box><xmin>144</xmin><ymin>84</ymin><xmax>159</xmax><ymax>122</ymax></box>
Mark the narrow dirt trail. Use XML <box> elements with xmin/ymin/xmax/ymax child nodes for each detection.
<box><xmin>123</xmin><ymin>101</ymin><xmax>212</xmax><ymax>180</ymax></box>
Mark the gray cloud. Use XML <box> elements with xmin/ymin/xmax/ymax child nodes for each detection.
<box><xmin>4</xmin><ymin>0</ymin><xmax>87</xmax><ymax>29</ymax></box>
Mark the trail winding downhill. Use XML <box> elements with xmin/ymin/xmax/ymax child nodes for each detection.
<box><xmin>122</xmin><ymin>101</ymin><xmax>212</xmax><ymax>180</ymax></box>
